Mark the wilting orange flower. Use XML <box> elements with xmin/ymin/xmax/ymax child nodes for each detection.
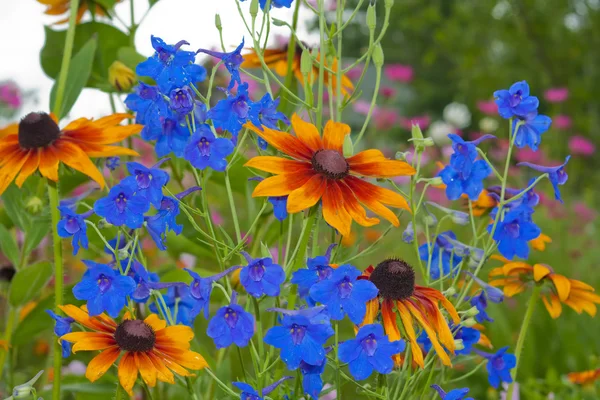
<box><xmin>359</xmin><ymin>259</ymin><xmax>460</xmax><ymax>368</ymax></box>
<box><xmin>568</xmin><ymin>368</ymin><xmax>600</xmax><ymax>385</ymax></box>
<box><xmin>37</xmin><ymin>0</ymin><xmax>122</xmax><ymax>24</ymax></box>
<box><xmin>245</xmin><ymin>115</ymin><xmax>415</xmax><ymax>236</ymax></box>
<box><xmin>59</xmin><ymin>305</ymin><xmax>208</xmax><ymax>395</ymax></box>
<box><xmin>529</xmin><ymin>233</ymin><xmax>552</xmax><ymax>251</ymax></box>
<box><xmin>242</xmin><ymin>43</ymin><xmax>354</xmax><ymax>95</ymax></box>
<box><xmin>489</xmin><ymin>256</ymin><xmax>600</xmax><ymax>318</ymax></box>
<box><xmin>0</xmin><ymin>112</ymin><xmax>140</xmax><ymax>195</ymax></box>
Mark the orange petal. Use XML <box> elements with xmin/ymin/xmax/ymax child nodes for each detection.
<box><xmin>542</xmin><ymin>294</ymin><xmax>562</xmax><ymax>319</ymax></box>
<box><xmin>532</xmin><ymin>264</ymin><xmax>552</xmax><ymax>282</ymax></box>
<box><xmin>38</xmin><ymin>146</ymin><xmax>60</xmax><ymax>181</ymax></box>
<box><xmin>291</xmin><ymin>114</ymin><xmax>323</xmax><ymax>152</ymax></box>
<box><xmin>135</xmin><ymin>352</ymin><xmax>158</xmax><ymax>387</ymax></box>
<box><xmin>549</xmin><ymin>273</ymin><xmax>571</xmax><ymax>301</ymax></box>
<box><xmin>404</xmin><ymin>301</ymin><xmax>452</xmax><ymax>366</ymax></box>
<box><xmin>344</xmin><ymin>176</ymin><xmax>410</xmax><ymax>209</ymax></box>
<box><xmin>245</xmin><ymin>122</ymin><xmax>313</xmax><ymax>161</ymax></box>
<box><xmin>569</xmin><ymin>279</ymin><xmax>595</xmax><ymax>292</ymax></box>
<box><xmin>118</xmin><ymin>352</ymin><xmax>138</xmax><ymax>396</ymax></box>
<box><xmin>252</xmin><ymin>172</ymin><xmax>315</xmax><ymax>197</ymax></box>
<box><xmin>54</xmin><ymin>141</ymin><xmax>106</xmax><ymax>188</ymax></box>
<box><xmin>348</xmin><ymin>149</ymin><xmax>416</xmax><ymax>178</ymax></box>
<box><xmin>144</xmin><ymin>314</ymin><xmax>167</xmax><ymax>332</ymax></box>
<box><xmin>381</xmin><ymin>300</ymin><xmax>401</xmax><ymax>342</ymax></box>
<box><xmin>286</xmin><ymin>174</ymin><xmax>326</xmax><ymax>213</ymax></box>
<box><xmin>416</xmin><ymin>286</ymin><xmax>460</xmax><ymax>324</ymax></box>
<box><xmin>395</xmin><ymin>301</ymin><xmax>424</xmax><ymax>368</ymax></box>
<box><xmin>15</xmin><ymin>150</ymin><xmax>40</xmax><ymax>187</ymax></box>
<box><xmin>158</xmin><ymin>349</ymin><xmax>208</xmax><ymax>370</ymax></box>
<box><xmin>73</xmin><ymin>142</ymin><xmax>140</xmax><ymax>158</ymax></box>
<box><xmin>58</xmin><ymin>305</ymin><xmax>116</xmax><ymax>333</ymax></box>
<box><xmin>147</xmin><ymin>351</ymin><xmax>175</xmax><ymax>384</ymax></box>
<box><xmin>245</xmin><ymin>156</ymin><xmax>312</xmax><ymax>175</ymax></box>
<box><xmin>341</xmin><ymin>188</ymin><xmax>380</xmax><ymax>227</ymax></box>
<box><xmin>161</xmin><ymin>356</ymin><xmax>194</xmax><ymax>377</ymax></box>
<box><xmin>322</xmin><ymin>182</ymin><xmax>353</xmax><ymax>236</ymax></box>
<box><xmin>85</xmin><ymin>346</ymin><xmax>120</xmax><ymax>382</ymax></box>
<box><xmin>322</xmin><ymin>120</ymin><xmax>350</xmax><ymax>153</ymax></box>
<box><xmin>0</xmin><ymin>150</ymin><xmax>30</xmax><ymax>195</ymax></box>
<box><xmin>156</xmin><ymin>325</ymin><xmax>195</xmax><ymax>343</ymax></box>
<box><xmin>359</xmin><ymin>298</ymin><xmax>380</xmax><ymax>327</ymax></box>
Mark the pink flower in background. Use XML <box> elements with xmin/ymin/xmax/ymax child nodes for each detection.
<box><xmin>380</xmin><ymin>86</ymin><xmax>397</xmax><ymax>99</ymax></box>
<box><xmin>0</xmin><ymin>82</ymin><xmax>22</xmax><ymax>109</ymax></box>
<box><xmin>346</xmin><ymin>66</ymin><xmax>363</xmax><ymax>80</ymax></box>
<box><xmin>372</xmin><ymin>108</ymin><xmax>399</xmax><ymax>130</ymax></box>
<box><xmin>273</xmin><ymin>34</ymin><xmax>288</xmax><ymax>48</ymax></box>
<box><xmin>399</xmin><ymin>115</ymin><xmax>430</xmax><ymax>131</ymax></box>
<box><xmin>515</xmin><ymin>147</ymin><xmax>547</xmax><ymax>164</ymax></box>
<box><xmin>553</xmin><ymin>115</ymin><xmax>572</xmax><ymax>130</ymax></box>
<box><xmin>477</xmin><ymin>100</ymin><xmax>498</xmax><ymax>115</ymax></box>
<box><xmin>384</xmin><ymin>64</ymin><xmax>413</xmax><ymax>83</ymax></box>
<box><xmin>352</xmin><ymin>100</ymin><xmax>373</xmax><ymax>116</ymax></box>
<box><xmin>211</xmin><ymin>209</ymin><xmax>224</xmax><ymax>225</ymax></box>
<box><xmin>544</xmin><ymin>87</ymin><xmax>569</xmax><ymax>103</ymax></box>
<box><xmin>573</xmin><ymin>201</ymin><xmax>596</xmax><ymax>222</ymax></box>
<box><xmin>240</xmin><ymin>73</ymin><xmax>261</xmax><ymax>97</ymax></box>
<box><xmin>569</xmin><ymin>135</ymin><xmax>595</xmax><ymax>156</ymax></box>
<box><xmin>490</xmin><ymin>139</ymin><xmax>510</xmax><ymax>161</ymax></box>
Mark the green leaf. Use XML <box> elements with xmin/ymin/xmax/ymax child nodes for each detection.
<box><xmin>50</xmin><ymin>37</ymin><xmax>97</xmax><ymax>119</ymax></box>
<box><xmin>23</xmin><ymin>216</ymin><xmax>51</xmax><ymax>255</ymax></box>
<box><xmin>41</xmin><ymin>22</ymin><xmax>129</xmax><ymax>89</ymax></box>
<box><xmin>1</xmin><ymin>185</ymin><xmax>31</xmax><ymax>230</ymax></box>
<box><xmin>260</xmin><ymin>242</ymin><xmax>272</xmax><ymax>259</ymax></box>
<box><xmin>148</xmin><ymin>0</ymin><xmax>161</xmax><ymax>7</ymax></box>
<box><xmin>94</xmin><ymin>0</ymin><xmax>118</xmax><ymax>9</ymax></box>
<box><xmin>117</xmin><ymin>46</ymin><xmax>146</xmax><ymax>71</ymax></box>
<box><xmin>9</xmin><ymin>261</ymin><xmax>53</xmax><ymax>307</ymax></box>
<box><xmin>0</xmin><ymin>224</ymin><xmax>20</xmax><ymax>267</ymax></box>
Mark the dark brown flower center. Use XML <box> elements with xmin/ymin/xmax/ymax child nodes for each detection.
<box><xmin>114</xmin><ymin>320</ymin><xmax>156</xmax><ymax>352</ymax></box>
<box><xmin>18</xmin><ymin>112</ymin><xmax>61</xmax><ymax>149</ymax></box>
<box><xmin>370</xmin><ymin>258</ymin><xmax>415</xmax><ymax>300</ymax></box>
<box><xmin>311</xmin><ymin>149</ymin><xmax>349</xmax><ymax>180</ymax></box>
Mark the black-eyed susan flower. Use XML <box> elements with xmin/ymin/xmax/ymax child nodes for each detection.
<box><xmin>567</xmin><ymin>368</ymin><xmax>600</xmax><ymax>385</ymax></box>
<box><xmin>244</xmin><ymin>115</ymin><xmax>415</xmax><ymax>236</ymax></box>
<box><xmin>359</xmin><ymin>259</ymin><xmax>460</xmax><ymax>368</ymax></box>
<box><xmin>0</xmin><ymin>112</ymin><xmax>140</xmax><ymax>195</ymax></box>
<box><xmin>108</xmin><ymin>61</ymin><xmax>136</xmax><ymax>92</ymax></box>
<box><xmin>489</xmin><ymin>256</ymin><xmax>600</xmax><ymax>318</ymax></box>
<box><xmin>58</xmin><ymin>305</ymin><xmax>208</xmax><ymax>395</ymax></box>
<box><xmin>37</xmin><ymin>0</ymin><xmax>122</xmax><ymax>24</ymax></box>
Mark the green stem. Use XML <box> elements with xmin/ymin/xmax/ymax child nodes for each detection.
<box><xmin>335</xmin><ymin>323</ymin><xmax>341</xmax><ymax>400</ymax></box>
<box><xmin>507</xmin><ymin>285</ymin><xmax>540</xmax><ymax>400</ymax></box>
<box><xmin>52</xmin><ymin>0</ymin><xmax>80</xmax><ymax>117</ymax></box>
<box><xmin>225</xmin><ymin>171</ymin><xmax>242</xmax><ymax>243</ymax></box>
<box><xmin>204</xmin><ymin>368</ymin><xmax>239</xmax><ymax>397</ymax></box>
<box><xmin>47</xmin><ymin>180</ymin><xmax>63</xmax><ymax>400</ymax></box>
<box><xmin>185</xmin><ymin>377</ymin><xmax>200</xmax><ymax>400</ymax></box>
<box><xmin>354</xmin><ymin>64</ymin><xmax>382</xmax><ymax>146</ymax></box>
<box><xmin>316</xmin><ymin>0</ymin><xmax>326</xmax><ymax>130</ymax></box>
<box><xmin>115</xmin><ymin>383</ymin><xmax>128</xmax><ymax>400</ymax></box>
<box><xmin>252</xmin><ymin>297</ymin><xmax>265</xmax><ymax>391</ymax></box>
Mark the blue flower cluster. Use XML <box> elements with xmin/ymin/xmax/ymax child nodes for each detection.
<box><xmin>419</xmin><ymin>231</ymin><xmax>463</xmax><ymax>280</ymax></box>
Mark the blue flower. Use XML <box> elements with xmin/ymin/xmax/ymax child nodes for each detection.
<box><xmin>339</xmin><ymin>324</ymin><xmax>404</xmax><ymax>380</ymax></box>
<box><xmin>431</xmin><ymin>384</ymin><xmax>474</xmax><ymax>400</ymax></box>
<box><xmin>300</xmin><ymin>360</ymin><xmax>326</xmax><ymax>399</ymax></box>
<box><xmin>291</xmin><ymin>245</ymin><xmax>337</xmax><ymax>298</ymax></box>
<box><xmin>72</xmin><ymin>261</ymin><xmax>136</xmax><ymax>318</ymax></box>
<box><xmin>207</xmin><ymin>292</ymin><xmax>255</xmax><ymax>348</ymax></box>
<box><xmin>418</xmin><ymin>323</ymin><xmax>478</xmax><ymax>356</ymax></box>
<box><xmin>475</xmin><ymin>346</ymin><xmax>516</xmax><ymax>388</ymax></box>
<box><xmin>465</xmin><ymin>272</ymin><xmax>504</xmax><ymax>319</ymax></box>
<box><xmin>309</xmin><ymin>264</ymin><xmax>379</xmax><ymax>324</ymax></box>
<box><xmin>137</xmin><ymin>36</ymin><xmax>206</xmax><ymax>92</ymax></box>
<box><xmin>518</xmin><ymin>156</ymin><xmax>570</xmax><ymax>203</ymax></box>
<box><xmin>419</xmin><ymin>231</ymin><xmax>463</xmax><ymax>280</ymax></box>
<box><xmin>105</xmin><ymin>157</ymin><xmax>120</xmax><ymax>171</ymax></box>
<box><xmin>124</xmin><ymin>82</ymin><xmax>169</xmax><ymax>133</ymax></box>
<box><xmin>123</xmin><ymin>260</ymin><xmax>159</xmax><ymax>303</ymax></box>
<box><xmin>248</xmin><ymin>93</ymin><xmax>290</xmax><ymax>129</ymax></box>
<box><xmin>402</xmin><ymin>221</ymin><xmax>414</xmax><ymax>243</ymax></box>
<box><xmin>94</xmin><ymin>181</ymin><xmax>150</xmax><ymax>229</ymax></box>
<box><xmin>489</xmin><ymin>207</ymin><xmax>541</xmax><ymax>260</ymax></box>
<box><xmin>233</xmin><ymin>377</ymin><xmax>293</xmax><ymax>400</ymax></box>
<box><xmin>512</xmin><ymin>112</ymin><xmax>552</xmax><ymax>151</ymax></box>
<box><xmin>169</xmin><ymin>86</ymin><xmax>195</xmax><ymax>116</ymax></box>
<box><xmin>184</xmin><ymin>125</ymin><xmax>234</xmax><ymax>172</ymax></box>
<box><xmin>46</xmin><ymin>310</ymin><xmax>74</xmax><ymax>357</ymax></box>
<box><xmin>239</xmin><ymin>253</ymin><xmax>285</xmax><ymax>298</ymax></box>
<box><xmin>146</xmin><ymin>196</ymin><xmax>182</xmax><ymax>251</ymax></box>
<box><xmin>124</xmin><ymin>160</ymin><xmax>170</xmax><ymax>208</ymax></box>
<box><xmin>268</xmin><ymin>196</ymin><xmax>288</xmax><ymax>221</ymax></box>
<box><xmin>57</xmin><ymin>206</ymin><xmax>92</xmax><ymax>255</ymax></box>
<box><xmin>208</xmin><ymin>83</ymin><xmax>252</xmax><ymax>140</ymax></box>
<box><xmin>185</xmin><ymin>266</ymin><xmax>240</xmax><ymax>318</ymax></box>
<box><xmin>259</xmin><ymin>0</ymin><xmax>294</xmax><ymax>10</ymax></box>
<box><xmin>197</xmin><ymin>39</ymin><xmax>244</xmax><ymax>90</ymax></box>
<box><xmin>155</xmin><ymin>116</ymin><xmax>191</xmax><ymax>157</ymax></box>
<box><xmin>447</xmin><ymin>134</ymin><xmax>494</xmax><ymax>173</ymax></box>
<box><xmin>493</xmin><ymin>81</ymin><xmax>539</xmax><ymax>119</ymax></box>
<box><xmin>264</xmin><ymin>309</ymin><xmax>334</xmax><ymax>370</ymax></box>
<box><xmin>149</xmin><ymin>284</ymin><xmax>197</xmax><ymax>326</ymax></box>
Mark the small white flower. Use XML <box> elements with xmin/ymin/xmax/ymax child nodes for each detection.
<box><xmin>479</xmin><ymin>117</ymin><xmax>499</xmax><ymax>133</ymax></box>
<box><xmin>427</xmin><ymin>121</ymin><xmax>454</xmax><ymax>145</ymax></box>
<box><xmin>443</xmin><ymin>102</ymin><xmax>472</xmax><ymax>129</ymax></box>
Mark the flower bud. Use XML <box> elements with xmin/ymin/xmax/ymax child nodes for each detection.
<box><xmin>423</xmin><ymin>214</ymin><xmax>437</xmax><ymax>227</ymax></box>
<box><xmin>395</xmin><ymin>151</ymin><xmax>407</xmax><ymax>161</ymax></box>
<box><xmin>108</xmin><ymin>61</ymin><xmax>136</xmax><ymax>92</ymax></box>
<box><xmin>372</xmin><ymin>44</ymin><xmax>384</xmax><ymax>67</ymax></box>
<box><xmin>428</xmin><ymin>177</ymin><xmax>443</xmax><ymax>186</ymax></box>
<box><xmin>215</xmin><ymin>14</ymin><xmax>222</xmax><ymax>31</ymax></box>
<box><xmin>12</xmin><ymin>370</ymin><xmax>44</xmax><ymax>399</ymax></box>
<box><xmin>423</xmin><ymin>137</ymin><xmax>435</xmax><ymax>147</ymax></box>
<box><xmin>301</xmin><ymin>48</ymin><xmax>313</xmax><ymax>76</ymax></box>
<box><xmin>454</xmin><ymin>339</ymin><xmax>465</xmax><ymax>351</ymax></box>
<box><xmin>402</xmin><ymin>222</ymin><xmax>414</xmax><ymax>244</ymax></box>
<box><xmin>444</xmin><ymin>287</ymin><xmax>456</xmax><ymax>297</ymax></box>
<box><xmin>385</xmin><ymin>0</ymin><xmax>395</xmax><ymax>8</ymax></box>
<box><xmin>117</xmin><ymin>248</ymin><xmax>130</xmax><ymax>260</ymax></box>
<box><xmin>366</xmin><ymin>4</ymin><xmax>376</xmax><ymax>30</ymax></box>
<box><xmin>250</xmin><ymin>0</ymin><xmax>259</xmax><ymax>17</ymax></box>
<box><xmin>411</xmin><ymin>123</ymin><xmax>424</xmax><ymax>140</ymax></box>
<box><xmin>96</xmin><ymin>219</ymin><xmax>111</xmax><ymax>229</ymax></box>
<box><xmin>462</xmin><ymin>317</ymin><xmax>477</xmax><ymax>327</ymax></box>
<box><xmin>25</xmin><ymin>196</ymin><xmax>43</xmax><ymax>215</ymax></box>
<box><xmin>272</xmin><ymin>18</ymin><xmax>286</xmax><ymax>27</ymax></box>
<box><xmin>343</xmin><ymin>135</ymin><xmax>354</xmax><ymax>158</ymax></box>
<box><xmin>464</xmin><ymin>306</ymin><xmax>480</xmax><ymax>317</ymax></box>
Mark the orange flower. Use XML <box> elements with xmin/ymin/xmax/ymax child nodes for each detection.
<box><xmin>359</xmin><ymin>259</ymin><xmax>460</xmax><ymax>368</ymax></box>
<box><xmin>37</xmin><ymin>0</ymin><xmax>122</xmax><ymax>24</ymax></box>
<box><xmin>241</xmin><ymin>43</ymin><xmax>354</xmax><ymax>95</ymax></box>
<box><xmin>568</xmin><ymin>368</ymin><xmax>600</xmax><ymax>385</ymax></box>
<box><xmin>0</xmin><ymin>112</ymin><xmax>140</xmax><ymax>195</ymax></box>
<box><xmin>245</xmin><ymin>115</ymin><xmax>415</xmax><ymax>236</ymax></box>
<box><xmin>489</xmin><ymin>256</ymin><xmax>600</xmax><ymax>318</ymax></box>
<box><xmin>59</xmin><ymin>305</ymin><xmax>208</xmax><ymax>395</ymax></box>
<box><xmin>529</xmin><ymin>233</ymin><xmax>551</xmax><ymax>251</ymax></box>
<box><xmin>465</xmin><ymin>189</ymin><xmax>497</xmax><ymax>217</ymax></box>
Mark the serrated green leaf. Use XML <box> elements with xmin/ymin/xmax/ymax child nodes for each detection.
<box><xmin>0</xmin><ymin>224</ymin><xmax>20</xmax><ymax>267</ymax></box>
<box><xmin>23</xmin><ymin>216</ymin><xmax>51</xmax><ymax>255</ymax></box>
<box><xmin>9</xmin><ymin>261</ymin><xmax>53</xmax><ymax>306</ymax></box>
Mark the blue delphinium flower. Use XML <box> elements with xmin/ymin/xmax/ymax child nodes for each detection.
<box><xmin>248</xmin><ymin>93</ymin><xmax>290</xmax><ymax>129</ymax></box>
<box><xmin>94</xmin><ymin>181</ymin><xmax>150</xmax><ymax>229</ymax></box>
<box><xmin>268</xmin><ymin>196</ymin><xmax>288</xmax><ymax>221</ymax></box>
<box><xmin>431</xmin><ymin>384</ymin><xmax>474</xmax><ymax>400</ymax></box>
<box><xmin>427</xmin><ymin>202</ymin><xmax>469</xmax><ymax>225</ymax></box>
<box><xmin>137</xmin><ymin>36</ymin><xmax>206</xmax><ymax>92</ymax></box>
<box><xmin>72</xmin><ymin>261</ymin><xmax>136</xmax><ymax>318</ymax></box>
<box><xmin>264</xmin><ymin>308</ymin><xmax>334</xmax><ymax>370</ymax></box>
<box><xmin>185</xmin><ymin>266</ymin><xmax>240</xmax><ymax>318</ymax></box>
<box><xmin>233</xmin><ymin>377</ymin><xmax>293</xmax><ymax>400</ymax></box>
<box><xmin>489</xmin><ymin>207</ymin><xmax>541</xmax><ymax>260</ymax></box>
<box><xmin>124</xmin><ymin>160</ymin><xmax>170</xmax><ymax>208</ymax></box>
<box><xmin>146</xmin><ymin>196</ymin><xmax>182</xmax><ymax>250</ymax></box>
<box><xmin>184</xmin><ymin>125</ymin><xmax>234</xmax><ymax>172</ymax></box>
<box><xmin>46</xmin><ymin>310</ymin><xmax>74</xmax><ymax>357</ymax></box>
<box><xmin>259</xmin><ymin>0</ymin><xmax>294</xmax><ymax>10</ymax></box>
<box><xmin>124</xmin><ymin>82</ymin><xmax>169</xmax><ymax>137</ymax></box>
<box><xmin>339</xmin><ymin>324</ymin><xmax>404</xmax><ymax>380</ymax></box>
<box><xmin>208</xmin><ymin>83</ymin><xmax>252</xmax><ymax>140</ymax></box>
<box><xmin>512</xmin><ymin>112</ymin><xmax>552</xmax><ymax>151</ymax></box>
<box><xmin>309</xmin><ymin>264</ymin><xmax>379</xmax><ymax>324</ymax></box>
<box><xmin>149</xmin><ymin>284</ymin><xmax>197</xmax><ymax>326</ymax></box>
<box><xmin>419</xmin><ymin>324</ymin><xmax>478</xmax><ymax>356</ymax></box>
<box><xmin>207</xmin><ymin>291</ymin><xmax>255</xmax><ymax>348</ymax></box>
<box><xmin>169</xmin><ymin>86</ymin><xmax>195</xmax><ymax>116</ymax></box>
<box><xmin>291</xmin><ymin>244</ymin><xmax>336</xmax><ymax>298</ymax></box>
<box><xmin>197</xmin><ymin>39</ymin><xmax>244</xmax><ymax>90</ymax></box>
<box><xmin>470</xmin><ymin>292</ymin><xmax>493</xmax><ymax>322</ymax></box>
<box><xmin>57</xmin><ymin>206</ymin><xmax>93</xmax><ymax>255</ymax></box>
<box><xmin>465</xmin><ymin>272</ymin><xmax>504</xmax><ymax>322</ymax></box>
<box><xmin>419</xmin><ymin>231</ymin><xmax>463</xmax><ymax>280</ymax></box>
<box><xmin>300</xmin><ymin>359</ymin><xmax>326</xmax><ymax>399</ymax></box>
<box><xmin>475</xmin><ymin>347</ymin><xmax>516</xmax><ymax>388</ymax></box>
<box><xmin>105</xmin><ymin>157</ymin><xmax>120</xmax><ymax>171</ymax></box>
<box><xmin>493</xmin><ymin>81</ymin><xmax>539</xmax><ymax>119</ymax></box>
<box><xmin>123</xmin><ymin>260</ymin><xmax>160</xmax><ymax>303</ymax></box>
<box><xmin>239</xmin><ymin>252</ymin><xmax>285</xmax><ymax>297</ymax></box>
<box><xmin>402</xmin><ymin>221</ymin><xmax>414</xmax><ymax>243</ymax></box>
<box><xmin>155</xmin><ymin>116</ymin><xmax>191</xmax><ymax>157</ymax></box>
<box><xmin>518</xmin><ymin>156</ymin><xmax>570</xmax><ymax>203</ymax></box>
<box><xmin>439</xmin><ymin>134</ymin><xmax>493</xmax><ymax>201</ymax></box>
